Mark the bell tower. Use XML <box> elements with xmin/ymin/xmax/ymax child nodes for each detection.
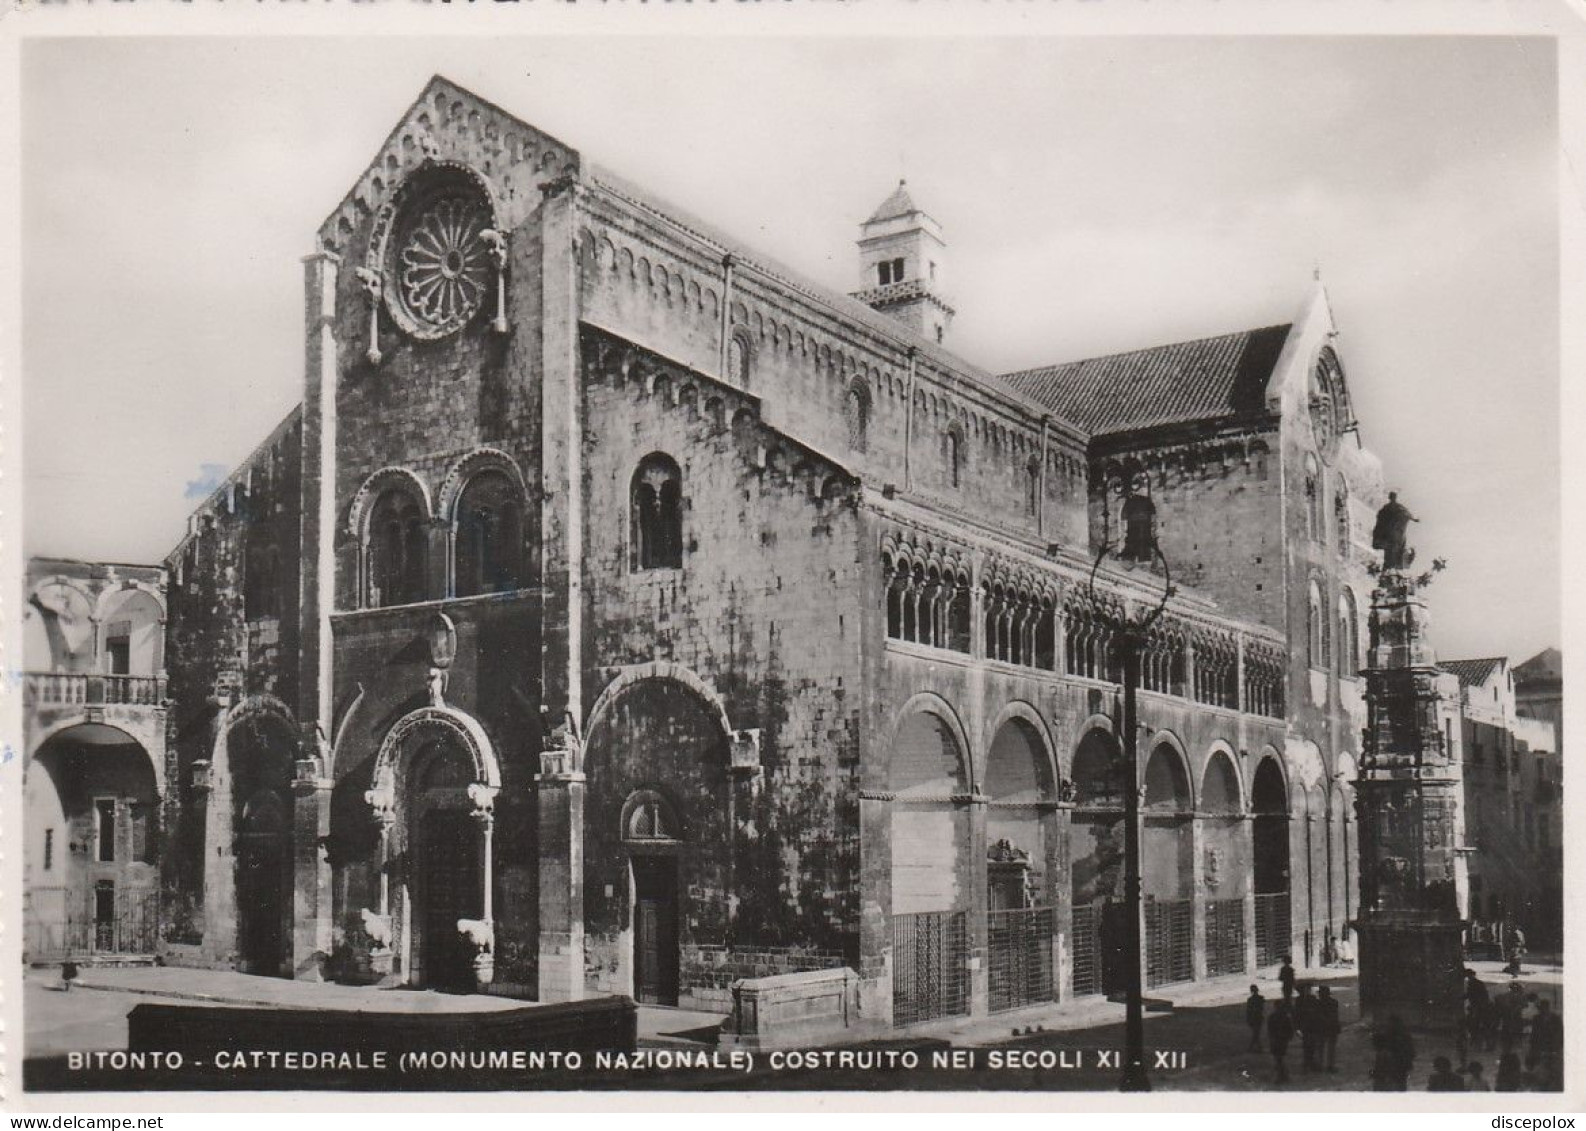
<box><xmin>850</xmin><ymin>180</ymin><xmax>955</xmax><ymax>344</ymax></box>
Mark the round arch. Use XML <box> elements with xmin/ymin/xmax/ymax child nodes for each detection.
<box><xmin>983</xmin><ymin>701</ymin><xmax>1057</xmax><ymax>799</ymax></box>
<box><xmin>370</xmin><ymin>705</ymin><xmax>502</xmax><ymax>805</ymax></box>
<box><xmin>347</xmin><ymin>466</ymin><xmax>433</xmax><ymax>539</ymax></box>
<box><xmin>94</xmin><ymin>579</ymin><xmax>167</xmax><ymax>624</ymax></box>
<box><xmin>438</xmin><ymin>447</ymin><xmax>529</xmax><ymax>522</ymax></box>
<box><xmin>889</xmin><ymin>692</ymin><xmax>974</xmax><ymax>793</ymax></box>
<box><xmin>1200</xmin><ymin>745</ymin><xmax>1244</xmax><ymax>815</ymax></box>
<box><xmin>585</xmin><ymin>662</ymin><xmax>736</xmax><ymax>757</ymax></box>
<box><xmin>1071</xmin><ymin>726</ymin><xmax>1123</xmax><ymax>808</ymax></box>
<box><xmin>1143</xmin><ymin>738</ymin><xmax>1194</xmax><ymax>813</ymax></box>
<box><xmin>1251</xmin><ymin>752</ymin><xmax>1289</xmax><ymax>814</ymax></box>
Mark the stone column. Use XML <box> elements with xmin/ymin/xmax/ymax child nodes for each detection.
<box><xmin>296</xmin><ymin>248</ymin><xmax>340</xmax><ymax>980</ymax></box>
<box><xmin>858</xmin><ymin>791</ymin><xmax>895</xmax><ymax>1025</ymax></box>
<box><xmin>202</xmin><ymin>711</ymin><xmax>237</xmax><ymax>968</ymax></box>
<box><xmin>1189</xmin><ymin>814</ymin><xmax>1208</xmax><ymax>982</ymax></box>
<box><xmin>963</xmin><ymin>792</ymin><xmax>990</xmax><ymax>1017</ymax></box>
<box><xmin>1241</xmin><ymin>814</ymin><xmax>1259</xmax><ymax>974</ymax></box>
<box><xmin>1050</xmin><ymin>801</ymin><xmax>1073</xmax><ymax>1001</ymax></box>
<box><xmin>536</xmin><ymin>751</ymin><xmax>585</xmax><ymax>1002</ymax></box>
<box><xmin>291</xmin><ymin>754</ymin><xmax>333</xmax><ymax>979</ymax></box>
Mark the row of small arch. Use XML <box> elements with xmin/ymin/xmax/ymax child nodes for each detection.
<box><xmin>580</xmin><ymin>222</ymin><xmax>1087</xmax><ymax>480</ymax></box>
<box><xmin>347</xmin><ymin>447</ymin><xmax>529</xmax><ymax>539</ymax></box>
<box><xmin>888</xmin><ymin>692</ymin><xmax>1339</xmax><ymax>817</ymax></box>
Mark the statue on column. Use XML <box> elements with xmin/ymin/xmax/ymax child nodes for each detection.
<box><xmin>1371</xmin><ymin>491</ymin><xmax>1418</xmax><ymax>571</ymax></box>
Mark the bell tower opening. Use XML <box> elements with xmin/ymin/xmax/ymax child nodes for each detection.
<box><xmin>850</xmin><ymin>179</ymin><xmax>955</xmax><ymax>344</ymax></box>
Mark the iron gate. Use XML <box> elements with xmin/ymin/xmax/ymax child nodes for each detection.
<box><xmin>987</xmin><ymin>906</ymin><xmax>1054</xmax><ymax>1013</ymax></box>
<box><xmin>1070</xmin><ymin>901</ymin><xmax>1101</xmax><ymax>997</ymax></box>
<box><xmin>1205</xmin><ymin>897</ymin><xmax>1247</xmax><ymax>977</ymax></box>
<box><xmin>891</xmin><ymin>910</ymin><xmax>968</xmax><ymax>1026</ymax></box>
<box><xmin>1254</xmin><ymin>892</ymin><xmax>1291</xmax><ymax>967</ymax></box>
<box><xmin>1145</xmin><ymin>897</ymin><xmax>1193</xmax><ymax>988</ymax></box>
<box><xmin>25</xmin><ymin>886</ymin><xmax>160</xmax><ymax>962</ymax></box>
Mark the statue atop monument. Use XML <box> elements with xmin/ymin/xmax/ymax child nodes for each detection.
<box><xmin>1372</xmin><ymin>491</ymin><xmax>1419</xmax><ymax>571</ymax></box>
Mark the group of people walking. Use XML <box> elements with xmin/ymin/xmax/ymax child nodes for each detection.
<box><xmin>1241</xmin><ymin>960</ymin><xmax>1562</xmax><ymax>1091</ymax></box>
<box><xmin>1244</xmin><ymin>957</ymin><xmax>1341</xmax><ymax>1083</ymax></box>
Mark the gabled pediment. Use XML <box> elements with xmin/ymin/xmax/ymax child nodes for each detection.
<box><xmin>317</xmin><ymin>75</ymin><xmax>581</xmax><ymax>255</ymax></box>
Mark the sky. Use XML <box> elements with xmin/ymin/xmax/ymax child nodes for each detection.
<box><xmin>20</xmin><ymin>35</ymin><xmax>1560</xmax><ymax>663</ymax></box>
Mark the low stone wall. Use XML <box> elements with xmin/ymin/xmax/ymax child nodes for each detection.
<box><xmin>680</xmin><ymin>944</ymin><xmax>847</xmax><ymax>1013</ymax></box>
<box><xmin>720</xmin><ymin>966</ymin><xmax>878</xmax><ymax>1050</ymax></box>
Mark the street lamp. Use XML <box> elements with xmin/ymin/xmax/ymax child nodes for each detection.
<box><xmin>1086</xmin><ymin>477</ymin><xmax>1175</xmax><ymax>1093</ymax></box>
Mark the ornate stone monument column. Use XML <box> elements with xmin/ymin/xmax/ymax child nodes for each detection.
<box><xmin>1356</xmin><ymin>496</ymin><xmax>1463</xmax><ymax>1029</ymax></box>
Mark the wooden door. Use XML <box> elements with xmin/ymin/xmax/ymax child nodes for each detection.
<box><xmin>421</xmin><ymin>811</ymin><xmax>480</xmax><ymax>991</ymax></box>
<box><xmin>632</xmin><ymin>857</ymin><xmax>678</xmax><ymax>1005</ymax></box>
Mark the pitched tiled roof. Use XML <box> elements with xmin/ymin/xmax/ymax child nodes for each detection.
<box><xmin>1440</xmin><ymin>657</ymin><xmax>1507</xmax><ymax>689</ymax></box>
<box><xmin>1000</xmin><ymin>324</ymin><xmax>1293</xmax><ymax>436</ymax></box>
<box><xmin>867</xmin><ymin>179</ymin><xmax>918</xmax><ymax>223</ymax></box>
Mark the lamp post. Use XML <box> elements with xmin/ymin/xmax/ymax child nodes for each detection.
<box><xmin>1086</xmin><ymin>481</ymin><xmax>1175</xmax><ymax>1093</ymax></box>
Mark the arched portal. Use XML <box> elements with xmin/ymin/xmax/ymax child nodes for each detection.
<box><xmin>983</xmin><ymin>714</ymin><xmax>1058</xmax><ymax>1012</ymax></box>
<box><xmin>1142</xmin><ymin>742</ymin><xmax>1193</xmax><ymax>987</ymax></box>
<box><xmin>889</xmin><ymin>704</ymin><xmax>971</xmax><ymax>1025</ymax></box>
<box><xmin>25</xmin><ymin>724</ymin><xmax>159</xmax><ymax>961</ymax></box>
<box><xmin>1200</xmin><ymin>749</ymin><xmax>1249</xmax><ymax>977</ymax></box>
<box><xmin>1251</xmin><ymin>756</ymin><xmax>1292</xmax><ymax>967</ymax></box>
<box><xmin>1070</xmin><ymin>727</ymin><xmax>1127</xmax><ymax>998</ymax></box>
<box><xmin>229</xmin><ymin>711</ymin><xmax>298</xmax><ymax>977</ymax></box>
<box><xmin>367</xmin><ymin>706</ymin><xmax>501</xmax><ymax>992</ymax></box>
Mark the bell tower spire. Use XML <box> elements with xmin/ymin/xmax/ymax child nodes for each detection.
<box><xmin>850</xmin><ymin>179</ymin><xmax>955</xmax><ymax>345</ymax></box>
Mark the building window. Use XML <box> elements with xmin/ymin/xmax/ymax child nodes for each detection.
<box><xmin>935</xmin><ymin>325</ymin><xmax>944</xmax><ymax>344</ymax></box>
<box><xmin>1121</xmin><ymin>493</ymin><xmax>1157</xmax><ymax>562</ymax></box>
<box><xmin>1335</xmin><ymin>480</ymin><xmax>1350</xmax><ymax>557</ymax></box>
<box><xmin>130</xmin><ymin>804</ymin><xmax>152</xmax><ymax>864</ymax></box>
<box><xmin>622</xmin><ymin>790</ymin><xmax>681</xmax><ymax>843</ymax></box>
<box><xmin>455</xmin><ymin>470</ymin><xmax>524</xmax><ymax>597</ymax></box>
<box><xmin>1307</xmin><ymin>579</ymin><xmax>1327</xmax><ymax>669</ymax></box>
<box><xmin>845</xmin><ymin>380</ymin><xmax>871</xmax><ymax>453</ymax></box>
<box><xmin>105</xmin><ymin>634</ymin><xmax>131</xmax><ymax>675</ymax></box>
<box><xmin>632</xmin><ymin>453</ymin><xmax>683</xmax><ymax>570</ymax></box>
<box><xmin>1304</xmin><ymin>453</ymin><xmax>1322</xmax><ymax>542</ymax></box>
<box><xmin>727</xmin><ymin>332</ymin><xmax>752</xmax><ymax>388</ymax></box>
<box><xmin>945</xmin><ymin>429</ymin><xmax>962</xmax><ymax>488</ymax></box>
<box><xmin>1024</xmin><ymin>460</ymin><xmax>1040</xmax><ymax>517</ymax></box>
<box><xmin>1337</xmin><ymin>588</ymin><xmax>1359</xmax><ymax>677</ymax></box>
<box><xmin>96</xmin><ymin>799</ymin><xmax>116</xmax><ymax>863</ymax></box>
<box><xmin>878</xmin><ymin>257</ymin><xmax>906</xmax><ymax>286</ymax></box>
<box><xmin>367</xmin><ymin>487</ymin><xmax>428</xmax><ymax>608</ymax></box>
<box><xmin>43</xmin><ymin>828</ymin><xmax>54</xmax><ymax>872</ymax></box>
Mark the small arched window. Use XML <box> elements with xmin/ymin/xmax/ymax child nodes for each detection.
<box><xmin>727</xmin><ymin>332</ymin><xmax>752</xmax><ymax>388</ymax></box>
<box><xmin>846</xmin><ymin>381</ymin><xmax>871</xmax><ymax>453</ymax></box>
<box><xmin>1304</xmin><ymin>453</ymin><xmax>1323</xmax><ymax>542</ymax></box>
<box><xmin>631</xmin><ymin>453</ymin><xmax>683</xmax><ymax>571</ymax></box>
<box><xmin>367</xmin><ymin>487</ymin><xmax>428</xmax><ymax>608</ymax></box>
<box><xmin>1337</xmin><ymin>588</ymin><xmax>1359</xmax><ymax>677</ymax></box>
<box><xmin>1307</xmin><ymin>579</ymin><xmax>1327</xmax><ymax>669</ymax></box>
<box><xmin>1121</xmin><ymin>493</ymin><xmax>1157</xmax><ymax>562</ymax></box>
<box><xmin>1334</xmin><ymin>480</ymin><xmax>1350</xmax><ymax>558</ymax></box>
<box><xmin>1024</xmin><ymin>459</ymin><xmax>1040</xmax><ymax>517</ymax></box>
<box><xmin>945</xmin><ymin>429</ymin><xmax>962</xmax><ymax>489</ymax></box>
<box><xmin>622</xmin><ymin>790</ymin><xmax>680</xmax><ymax>842</ymax></box>
<box><xmin>454</xmin><ymin>470</ymin><xmax>524</xmax><ymax>597</ymax></box>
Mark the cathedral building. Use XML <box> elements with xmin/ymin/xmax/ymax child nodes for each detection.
<box><xmin>25</xmin><ymin>76</ymin><xmax>1395</xmax><ymax>1030</ymax></box>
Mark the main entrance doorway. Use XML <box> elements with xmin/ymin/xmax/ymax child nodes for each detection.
<box><xmin>420</xmin><ymin>810</ymin><xmax>480</xmax><ymax>992</ymax></box>
<box><xmin>632</xmin><ymin>856</ymin><xmax>678</xmax><ymax>1005</ymax></box>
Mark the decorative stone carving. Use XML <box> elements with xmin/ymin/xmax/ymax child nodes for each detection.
<box><xmin>360</xmin><ymin>908</ymin><xmax>393</xmax><ymax>950</ymax></box>
<box><xmin>425</xmin><ymin>667</ymin><xmax>448</xmax><ymax>709</ymax></box>
<box><xmin>467</xmin><ymin>781</ymin><xmax>498</xmax><ymax>827</ymax></box>
<box><xmin>1203</xmin><ymin>846</ymin><xmax>1223</xmax><ymax>890</ymax></box>
<box><xmin>365</xmin><ymin>781</ymin><xmax>396</xmax><ymax>831</ymax></box>
<box><xmin>189</xmin><ymin>760</ymin><xmax>213</xmax><ymax>794</ymax></box>
<box><xmin>480</xmin><ymin>227</ymin><xmax>509</xmax><ymax>334</ymax></box>
<box><xmin>730</xmin><ymin>728</ymin><xmax>762</xmax><ymax>775</ymax></box>
<box><xmin>457</xmin><ymin>917</ymin><xmax>495</xmax><ymax>986</ymax></box>
<box><xmin>354</xmin><ymin>267</ymin><xmax>384</xmax><ymax>366</ymax></box>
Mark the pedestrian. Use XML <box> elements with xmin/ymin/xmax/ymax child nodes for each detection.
<box><xmin>1279</xmin><ymin>955</ymin><xmax>1297</xmax><ymax>1003</ymax></box>
<box><xmin>1499</xmin><ymin>983</ymin><xmax>1527</xmax><ymax>1054</ymax></box>
<box><xmin>1245</xmin><ymin>984</ymin><xmax>1265</xmax><ymax>1053</ymax></box>
<box><xmin>1495</xmin><ymin>1052</ymin><xmax>1523</xmax><ymax>1092</ymax></box>
<box><xmin>1294</xmin><ymin>983</ymin><xmax>1321</xmax><ymax>1072</ymax></box>
<box><xmin>59</xmin><ymin>959</ymin><xmax>78</xmax><ymax>993</ymax></box>
<box><xmin>1464</xmin><ymin>968</ymin><xmax>1491</xmax><ymax>1049</ymax></box>
<box><xmin>1463</xmin><ymin>1060</ymin><xmax>1492</xmax><ymax>1091</ymax></box>
<box><xmin>1427</xmin><ymin>1055</ymin><xmax>1466</xmax><ymax>1091</ymax></box>
<box><xmin>1526</xmin><ymin>998</ymin><xmax>1562</xmax><ymax>1078</ymax></box>
<box><xmin>1268</xmin><ymin>998</ymin><xmax>1295</xmax><ymax>1085</ymax></box>
<box><xmin>1318</xmin><ymin>984</ymin><xmax>1342</xmax><ymax>1072</ymax></box>
<box><xmin>1505</xmin><ymin>925</ymin><xmax>1527</xmax><ymax>976</ymax></box>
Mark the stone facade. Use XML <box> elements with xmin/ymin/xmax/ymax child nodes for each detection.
<box><xmin>26</xmin><ymin>77</ymin><xmax>1436</xmax><ymax>1030</ymax></box>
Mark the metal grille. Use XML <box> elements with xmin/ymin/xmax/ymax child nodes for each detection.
<box><xmin>1205</xmin><ymin>897</ymin><xmax>1247</xmax><ymax>977</ymax></box>
<box><xmin>987</xmin><ymin>906</ymin><xmax>1055</xmax><ymax>1013</ymax></box>
<box><xmin>1145</xmin><ymin>897</ymin><xmax>1193</xmax><ymax>989</ymax></box>
<box><xmin>25</xmin><ymin>886</ymin><xmax>160</xmax><ymax>963</ymax></box>
<box><xmin>1254</xmin><ymin>892</ymin><xmax>1292</xmax><ymax>967</ymax></box>
<box><xmin>1070</xmin><ymin>902</ymin><xmax>1102</xmax><ymax>997</ymax></box>
<box><xmin>891</xmin><ymin>910</ymin><xmax>969</xmax><ymax>1026</ymax></box>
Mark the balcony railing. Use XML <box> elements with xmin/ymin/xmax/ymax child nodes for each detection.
<box><xmin>25</xmin><ymin>672</ymin><xmax>166</xmax><ymax>708</ymax></box>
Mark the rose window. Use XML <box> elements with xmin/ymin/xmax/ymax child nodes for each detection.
<box><xmin>395</xmin><ymin>194</ymin><xmax>491</xmax><ymax>336</ymax></box>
